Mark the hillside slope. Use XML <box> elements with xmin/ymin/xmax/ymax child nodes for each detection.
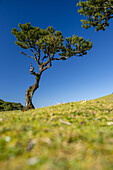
<box><xmin>0</xmin><ymin>99</ymin><xmax>24</xmax><ymax>111</ymax></box>
<box><xmin>0</xmin><ymin>94</ymin><xmax>113</xmax><ymax>170</ymax></box>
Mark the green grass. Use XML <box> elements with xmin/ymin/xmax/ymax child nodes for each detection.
<box><xmin>0</xmin><ymin>94</ymin><xmax>113</xmax><ymax>170</ymax></box>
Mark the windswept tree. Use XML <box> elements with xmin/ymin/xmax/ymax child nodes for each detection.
<box><xmin>11</xmin><ymin>23</ymin><xmax>92</xmax><ymax>110</ymax></box>
<box><xmin>77</xmin><ymin>0</ymin><xmax>113</xmax><ymax>31</ymax></box>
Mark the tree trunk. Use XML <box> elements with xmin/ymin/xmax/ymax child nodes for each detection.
<box><xmin>24</xmin><ymin>75</ymin><xmax>41</xmax><ymax>111</ymax></box>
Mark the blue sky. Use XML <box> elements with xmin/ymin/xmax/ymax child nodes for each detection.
<box><xmin>0</xmin><ymin>0</ymin><xmax>113</xmax><ymax>108</ymax></box>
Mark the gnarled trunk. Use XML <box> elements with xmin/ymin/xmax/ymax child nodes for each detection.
<box><xmin>24</xmin><ymin>75</ymin><xmax>41</xmax><ymax>110</ymax></box>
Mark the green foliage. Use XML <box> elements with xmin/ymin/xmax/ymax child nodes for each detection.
<box><xmin>0</xmin><ymin>99</ymin><xmax>24</xmax><ymax>111</ymax></box>
<box><xmin>64</xmin><ymin>35</ymin><xmax>93</xmax><ymax>56</ymax></box>
<box><xmin>0</xmin><ymin>94</ymin><xmax>113</xmax><ymax>169</ymax></box>
<box><xmin>77</xmin><ymin>0</ymin><xmax>113</xmax><ymax>31</ymax></box>
<box><xmin>11</xmin><ymin>23</ymin><xmax>93</xmax><ymax>61</ymax></box>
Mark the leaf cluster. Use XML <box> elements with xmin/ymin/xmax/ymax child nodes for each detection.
<box><xmin>11</xmin><ymin>23</ymin><xmax>64</xmax><ymax>54</ymax></box>
<box><xmin>64</xmin><ymin>35</ymin><xmax>92</xmax><ymax>57</ymax></box>
<box><xmin>77</xmin><ymin>0</ymin><xmax>113</xmax><ymax>31</ymax></box>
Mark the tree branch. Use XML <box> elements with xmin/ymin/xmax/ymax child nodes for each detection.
<box><xmin>20</xmin><ymin>51</ymin><xmax>35</xmax><ymax>59</ymax></box>
<box><xmin>53</xmin><ymin>56</ymin><xmax>68</xmax><ymax>60</ymax></box>
<box><xmin>41</xmin><ymin>62</ymin><xmax>52</xmax><ymax>72</ymax></box>
<box><xmin>53</xmin><ymin>50</ymin><xmax>84</xmax><ymax>60</ymax></box>
<box><xmin>27</xmin><ymin>39</ymin><xmax>38</xmax><ymax>61</ymax></box>
<box><xmin>41</xmin><ymin>55</ymin><xmax>48</xmax><ymax>64</ymax></box>
<box><xmin>26</xmin><ymin>38</ymin><xmax>41</xmax><ymax>66</ymax></box>
<box><xmin>29</xmin><ymin>46</ymin><xmax>37</xmax><ymax>60</ymax></box>
<box><xmin>41</xmin><ymin>53</ymin><xmax>52</xmax><ymax>72</ymax></box>
<box><xmin>87</xmin><ymin>5</ymin><xmax>113</xmax><ymax>9</ymax></box>
<box><xmin>37</xmin><ymin>48</ymin><xmax>41</xmax><ymax>65</ymax></box>
<box><xmin>30</xmin><ymin>63</ymin><xmax>39</xmax><ymax>76</ymax></box>
<box><xmin>42</xmin><ymin>53</ymin><xmax>51</xmax><ymax>67</ymax></box>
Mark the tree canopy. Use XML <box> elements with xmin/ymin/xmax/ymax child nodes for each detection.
<box><xmin>11</xmin><ymin>23</ymin><xmax>93</xmax><ymax>69</ymax></box>
<box><xmin>77</xmin><ymin>0</ymin><xmax>113</xmax><ymax>31</ymax></box>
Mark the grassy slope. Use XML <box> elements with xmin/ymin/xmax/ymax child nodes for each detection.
<box><xmin>0</xmin><ymin>94</ymin><xmax>113</xmax><ymax>170</ymax></box>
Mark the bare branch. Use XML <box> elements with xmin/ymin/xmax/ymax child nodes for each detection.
<box><xmin>26</xmin><ymin>38</ymin><xmax>41</xmax><ymax>66</ymax></box>
<box><xmin>41</xmin><ymin>55</ymin><xmax>48</xmax><ymax>64</ymax></box>
<box><xmin>41</xmin><ymin>62</ymin><xmax>52</xmax><ymax>72</ymax></box>
<box><xmin>37</xmin><ymin>48</ymin><xmax>41</xmax><ymax>65</ymax></box>
<box><xmin>26</xmin><ymin>39</ymin><xmax>38</xmax><ymax>60</ymax></box>
<box><xmin>42</xmin><ymin>53</ymin><xmax>51</xmax><ymax>67</ymax></box>
<box><xmin>29</xmin><ymin>46</ymin><xmax>37</xmax><ymax>60</ymax></box>
<box><xmin>30</xmin><ymin>63</ymin><xmax>39</xmax><ymax>76</ymax></box>
<box><xmin>53</xmin><ymin>56</ymin><xmax>68</xmax><ymax>60</ymax></box>
<box><xmin>41</xmin><ymin>53</ymin><xmax>52</xmax><ymax>72</ymax></box>
<box><xmin>20</xmin><ymin>51</ymin><xmax>35</xmax><ymax>59</ymax></box>
<box><xmin>29</xmin><ymin>41</ymin><xmax>41</xmax><ymax>66</ymax></box>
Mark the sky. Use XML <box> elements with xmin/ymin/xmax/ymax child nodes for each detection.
<box><xmin>1</xmin><ymin>0</ymin><xmax>113</xmax><ymax>108</ymax></box>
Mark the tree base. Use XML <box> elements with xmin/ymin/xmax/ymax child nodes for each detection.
<box><xmin>23</xmin><ymin>104</ymin><xmax>35</xmax><ymax>111</ymax></box>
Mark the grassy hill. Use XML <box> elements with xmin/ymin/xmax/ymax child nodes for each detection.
<box><xmin>0</xmin><ymin>94</ymin><xmax>113</xmax><ymax>170</ymax></box>
<box><xmin>0</xmin><ymin>99</ymin><xmax>24</xmax><ymax>111</ymax></box>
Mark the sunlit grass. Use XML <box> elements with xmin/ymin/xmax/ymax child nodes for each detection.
<box><xmin>0</xmin><ymin>94</ymin><xmax>113</xmax><ymax>169</ymax></box>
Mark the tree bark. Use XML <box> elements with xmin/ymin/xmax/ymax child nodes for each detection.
<box><xmin>24</xmin><ymin>74</ymin><xmax>41</xmax><ymax>111</ymax></box>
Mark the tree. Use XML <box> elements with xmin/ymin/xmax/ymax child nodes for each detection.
<box><xmin>11</xmin><ymin>23</ymin><xmax>92</xmax><ymax>110</ymax></box>
<box><xmin>77</xmin><ymin>0</ymin><xmax>113</xmax><ymax>31</ymax></box>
